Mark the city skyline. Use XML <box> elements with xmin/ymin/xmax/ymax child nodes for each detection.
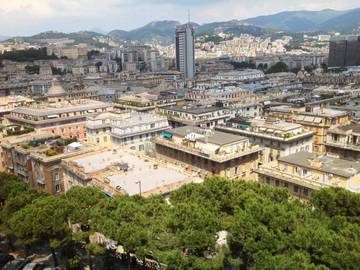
<box><xmin>1</xmin><ymin>0</ymin><xmax>360</xmax><ymax>36</ymax></box>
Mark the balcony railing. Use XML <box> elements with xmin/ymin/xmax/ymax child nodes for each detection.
<box><xmin>255</xmin><ymin>166</ymin><xmax>338</xmax><ymax>190</ymax></box>
<box><xmin>153</xmin><ymin>137</ymin><xmax>261</xmax><ymax>163</ymax></box>
<box><xmin>325</xmin><ymin>141</ymin><xmax>360</xmax><ymax>152</ymax></box>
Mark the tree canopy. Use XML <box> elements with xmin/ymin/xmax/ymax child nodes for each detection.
<box><xmin>0</xmin><ymin>47</ymin><xmax>57</xmax><ymax>62</ymax></box>
<box><xmin>1</xmin><ymin>173</ymin><xmax>360</xmax><ymax>269</ymax></box>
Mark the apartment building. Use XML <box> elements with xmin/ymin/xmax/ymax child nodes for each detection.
<box><xmin>6</xmin><ymin>99</ymin><xmax>111</xmax><ymax>139</ymax></box>
<box><xmin>293</xmin><ymin>108</ymin><xmax>349</xmax><ymax>154</ymax></box>
<box><xmin>159</xmin><ymin>104</ymin><xmax>233</xmax><ymax>128</ymax></box>
<box><xmin>115</xmin><ymin>92</ymin><xmax>182</xmax><ymax>113</ymax></box>
<box><xmin>213</xmin><ymin>69</ymin><xmax>265</xmax><ymax>83</ymax></box>
<box><xmin>255</xmin><ymin>151</ymin><xmax>360</xmax><ymax>200</ymax></box>
<box><xmin>0</xmin><ymin>134</ymin><xmax>90</xmax><ymax>194</ymax></box>
<box><xmin>265</xmin><ymin>106</ymin><xmax>350</xmax><ymax>154</ymax></box>
<box><xmin>217</xmin><ymin>118</ymin><xmax>313</xmax><ymax>164</ymax></box>
<box><xmin>325</xmin><ymin>123</ymin><xmax>360</xmax><ymax>161</ymax></box>
<box><xmin>153</xmin><ymin>126</ymin><xmax>261</xmax><ymax>179</ymax></box>
<box><xmin>86</xmin><ymin>110</ymin><xmax>170</xmax><ymax>150</ymax></box>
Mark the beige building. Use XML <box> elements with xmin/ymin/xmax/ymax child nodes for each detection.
<box><xmin>265</xmin><ymin>106</ymin><xmax>350</xmax><ymax>154</ymax></box>
<box><xmin>159</xmin><ymin>104</ymin><xmax>233</xmax><ymax>128</ymax></box>
<box><xmin>217</xmin><ymin>118</ymin><xmax>313</xmax><ymax>164</ymax></box>
<box><xmin>256</xmin><ymin>151</ymin><xmax>360</xmax><ymax>200</ymax></box>
<box><xmin>325</xmin><ymin>123</ymin><xmax>360</xmax><ymax>161</ymax></box>
<box><xmin>153</xmin><ymin>126</ymin><xmax>261</xmax><ymax>179</ymax></box>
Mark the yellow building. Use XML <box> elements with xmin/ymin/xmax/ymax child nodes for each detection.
<box><xmin>325</xmin><ymin>123</ymin><xmax>360</xmax><ymax>161</ymax></box>
<box><xmin>294</xmin><ymin>108</ymin><xmax>349</xmax><ymax>153</ymax></box>
<box><xmin>153</xmin><ymin>126</ymin><xmax>262</xmax><ymax>179</ymax></box>
<box><xmin>256</xmin><ymin>151</ymin><xmax>360</xmax><ymax>200</ymax></box>
<box><xmin>265</xmin><ymin>105</ymin><xmax>350</xmax><ymax>154</ymax></box>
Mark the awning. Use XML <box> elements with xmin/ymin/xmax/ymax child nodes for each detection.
<box><xmin>161</xmin><ymin>131</ymin><xmax>173</xmax><ymax>139</ymax></box>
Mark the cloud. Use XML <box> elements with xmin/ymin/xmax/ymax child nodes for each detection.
<box><xmin>0</xmin><ymin>0</ymin><xmax>359</xmax><ymax>36</ymax></box>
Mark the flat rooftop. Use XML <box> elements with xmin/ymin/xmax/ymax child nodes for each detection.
<box><xmin>163</xmin><ymin>105</ymin><xmax>226</xmax><ymax>115</ymax></box>
<box><xmin>169</xmin><ymin>126</ymin><xmax>248</xmax><ymax>146</ymax></box>
<box><xmin>11</xmin><ymin>99</ymin><xmax>110</xmax><ymax>117</ymax></box>
<box><xmin>69</xmin><ymin>149</ymin><xmax>190</xmax><ymax>196</ymax></box>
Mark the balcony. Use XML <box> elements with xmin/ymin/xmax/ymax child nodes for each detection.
<box><xmin>325</xmin><ymin>140</ymin><xmax>360</xmax><ymax>152</ymax></box>
<box><xmin>153</xmin><ymin>137</ymin><xmax>261</xmax><ymax>163</ymax></box>
<box><xmin>254</xmin><ymin>166</ymin><xmax>340</xmax><ymax>190</ymax></box>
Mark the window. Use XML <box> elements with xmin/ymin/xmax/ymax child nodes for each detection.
<box><xmin>55</xmin><ymin>184</ymin><xmax>61</xmax><ymax>193</ymax></box>
<box><xmin>294</xmin><ymin>185</ymin><xmax>299</xmax><ymax>193</ymax></box>
<box><xmin>266</xmin><ymin>177</ymin><xmax>271</xmax><ymax>184</ymax></box>
<box><xmin>53</xmin><ymin>171</ymin><xmax>60</xmax><ymax>181</ymax></box>
<box><xmin>235</xmin><ymin>166</ymin><xmax>238</xmax><ymax>175</ymax></box>
<box><xmin>275</xmin><ymin>179</ymin><xmax>280</xmax><ymax>187</ymax></box>
<box><xmin>304</xmin><ymin>188</ymin><xmax>309</xmax><ymax>197</ymax></box>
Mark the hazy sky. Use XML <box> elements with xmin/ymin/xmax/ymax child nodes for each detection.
<box><xmin>0</xmin><ymin>0</ymin><xmax>359</xmax><ymax>36</ymax></box>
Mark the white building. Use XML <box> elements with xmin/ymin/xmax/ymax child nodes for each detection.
<box><xmin>86</xmin><ymin>110</ymin><xmax>170</xmax><ymax>150</ymax></box>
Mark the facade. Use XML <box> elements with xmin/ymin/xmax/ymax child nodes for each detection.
<box><xmin>265</xmin><ymin>106</ymin><xmax>350</xmax><ymax>154</ymax></box>
<box><xmin>328</xmin><ymin>35</ymin><xmax>360</xmax><ymax>68</ymax></box>
<box><xmin>6</xmin><ymin>100</ymin><xmax>112</xmax><ymax>139</ymax></box>
<box><xmin>0</xmin><ymin>134</ymin><xmax>89</xmax><ymax>194</ymax></box>
<box><xmin>325</xmin><ymin>123</ymin><xmax>360</xmax><ymax>161</ymax></box>
<box><xmin>0</xmin><ymin>96</ymin><xmax>35</xmax><ymax>126</ymax></box>
<box><xmin>86</xmin><ymin>110</ymin><xmax>170</xmax><ymax>150</ymax></box>
<box><xmin>213</xmin><ymin>69</ymin><xmax>265</xmax><ymax>83</ymax></box>
<box><xmin>115</xmin><ymin>92</ymin><xmax>183</xmax><ymax>113</ymax></box>
<box><xmin>153</xmin><ymin>126</ymin><xmax>261</xmax><ymax>179</ymax></box>
<box><xmin>256</xmin><ymin>151</ymin><xmax>360</xmax><ymax>200</ymax></box>
<box><xmin>176</xmin><ymin>23</ymin><xmax>195</xmax><ymax>80</ymax></box>
<box><xmin>159</xmin><ymin>104</ymin><xmax>233</xmax><ymax>128</ymax></box>
<box><xmin>217</xmin><ymin>118</ymin><xmax>313</xmax><ymax>164</ymax></box>
<box><xmin>293</xmin><ymin>108</ymin><xmax>350</xmax><ymax>154</ymax></box>
<box><xmin>186</xmin><ymin>85</ymin><xmax>251</xmax><ymax>103</ymax></box>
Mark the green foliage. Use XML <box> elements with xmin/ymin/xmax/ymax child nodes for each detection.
<box><xmin>25</xmin><ymin>64</ymin><xmax>40</xmax><ymax>74</ymax></box>
<box><xmin>0</xmin><ymin>47</ymin><xmax>57</xmax><ymax>62</ymax></box>
<box><xmin>230</xmin><ymin>61</ymin><xmax>256</xmax><ymax>70</ymax></box>
<box><xmin>1</xmin><ymin>174</ymin><xmax>360</xmax><ymax>269</ymax></box>
<box><xmin>266</xmin><ymin>61</ymin><xmax>289</xmax><ymax>74</ymax></box>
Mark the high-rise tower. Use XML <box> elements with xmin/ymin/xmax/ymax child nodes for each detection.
<box><xmin>175</xmin><ymin>23</ymin><xmax>195</xmax><ymax>80</ymax></box>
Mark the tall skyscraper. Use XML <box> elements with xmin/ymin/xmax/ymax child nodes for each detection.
<box><xmin>328</xmin><ymin>35</ymin><xmax>360</xmax><ymax>68</ymax></box>
<box><xmin>175</xmin><ymin>23</ymin><xmax>195</xmax><ymax>80</ymax></box>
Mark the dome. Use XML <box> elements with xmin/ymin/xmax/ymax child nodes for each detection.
<box><xmin>47</xmin><ymin>79</ymin><xmax>66</xmax><ymax>97</ymax></box>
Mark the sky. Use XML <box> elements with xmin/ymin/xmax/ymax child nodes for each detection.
<box><xmin>0</xmin><ymin>0</ymin><xmax>359</xmax><ymax>36</ymax></box>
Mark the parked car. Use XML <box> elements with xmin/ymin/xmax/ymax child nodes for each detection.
<box><xmin>2</xmin><ymin>258</ymin><xmax>30</xmax><ymax>270</ymax></box>
<box><xmin>23</xmin><ymin>262</ymin><xmax>46</xmax><ymax>270</ymax></box>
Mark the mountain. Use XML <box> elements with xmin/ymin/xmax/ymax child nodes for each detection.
<box><xmin>196</xmin><ymin>20</ymin><xmax>268</xmax><ymax>36</ymax></box>
<box><xmin>241</xmin><ymin>8</ymin><xmax>360</xmax><ymax>33</ymax></box>
<box><xmin>319</xmin><ymin>8</ymin><xmax>360</xmax><ymax>32</ymax></box>
<box><xmin>109</xmin><ymin>20</ymin><xmax>185</xmax><ymax>44</ymax></box>
<box><xmin>0</xmin><ymin>35</ymin><xmax>10</xmax><ymax>42</ymax></box>
<box><xmin>6</xmin><ymin>31</ymin><xmax>110</xmax><ymax>47</ymax></box>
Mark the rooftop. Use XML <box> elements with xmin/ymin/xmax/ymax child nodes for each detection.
<box><xmin>278</xmin><ymin>151</ymin><xmax>360</xmax><ymax>178</ymax></box>
<box><xmin>169</xmin><ymin>126</ymin><xmax>248</xmax><ymax>146</ymax></box>
<box><xmin>64</xmin><ymin>149</ymin><xmax>191</xmax><ymax>196</ymax></box>
<box><xmin>163</xmin><ymin>104</ymin><xmax>227</xmax><ymax>115</ymax></box>
<box><xmin>11</xmin><ymin>99</ymin><xmax>110</xmax><ymax>117</ymax></box>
